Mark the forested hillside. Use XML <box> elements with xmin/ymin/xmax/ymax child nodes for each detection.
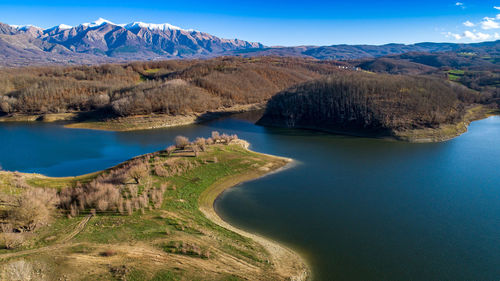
<box><xmin>0</xmin><ymin>57</ymin><xmax>342</xmax><ymax>117</ymax></box>
<box><xmin>258</xmin><ymin>72</ymin><xmax>484</xmax><ymax>140</ymax></box>
<box><xmin>353</xmin><ymin>52</ymin><xmax>500</xmax><ymax>105</ymax></box>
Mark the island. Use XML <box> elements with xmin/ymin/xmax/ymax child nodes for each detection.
<box><xmin>0</xmin><ymin>133</ymin><xmax>308</xmax><ymax>281</ymax></box>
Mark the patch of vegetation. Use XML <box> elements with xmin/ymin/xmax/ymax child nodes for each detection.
<box><xmin>448</xmin><ymin>69</ymin><xmax>465</xmax><ymax>81</ymax></box>
<box><xmin>126</xmin><ymin>269</ymin><xmax>180</xmax><ymax>281</ymax></box>
<box><xmin>159</xmin><ymin>241</ymin><xmax>210</xmax><ymax>258</ymax></box>
<box><xmin>258</xmin><ymin>71</ymin><xmax>481</xmax><ymax>141</ymax></box>
<box><xmin>0</xmin><ymin>57</ymin><xmax>340</xmax><ymax>119</ymax></box>
<box><xmin>0</xmin><ymin>134</ymin><xmax>288</xmax><ymax>280</ymax></box>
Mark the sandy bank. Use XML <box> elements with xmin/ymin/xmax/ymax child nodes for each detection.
<box><xmin>199</xmin><ymin>140</ymin><xmax>309</xmax><ymax>281</ymax></box>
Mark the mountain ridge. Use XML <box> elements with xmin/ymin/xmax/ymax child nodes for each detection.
<box><xmin>0</xmin><ymin>18</ymin><xmax>264</xmax><ymax>66</ymax></box>
<box><xmin>0</xmin><ymin>19</ymin><xmax>499</xmax><ymax>66</ymax></box>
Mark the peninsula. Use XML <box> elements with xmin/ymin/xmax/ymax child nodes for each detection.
<box><xmin>0</xmin><ymin>133</ymin><xmax>308</xmax><ymax>281</ymax></box>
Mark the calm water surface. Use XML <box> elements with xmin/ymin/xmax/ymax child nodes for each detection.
<box><xmin>0</xmin><ymin>115</ymin><xmax>499</xmax><ymax>281</ymax></box>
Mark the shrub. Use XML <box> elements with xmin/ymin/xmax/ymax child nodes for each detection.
<box><xmin>194</xmin><ymin>137</ymin><xmax>206</xmax><ymax>152</ymax></box>
<box><xmin>0</xmin><ymin>224</ymin><xmax>24</xmax><ymax>249</ymax></box>
<box><xmin>166</xmin><ymin>145</ymin><xmax>176</xmax><ymax>156</ymax></box>
<box><xmin>125</xmin><ymin>200</ymin><xmax>133</xmax><ymax>215</ymax></box>
<box><xmin>97</xmin><ymin>199</ymin><xmax>109</xmax><ymax>212</ymax></box>
<box><xmin>127</xmin><ymin>162</ymin><xmax>149</xmax><ymax>184</ymax></box>
<box><xmin>211</xmin><ymin>131</ymin><xmax>220</xmax><ymax>142</ymax></box>
<box><xmin>9</xmin><ymin>188</ymin><xmax>59</xmax><ymax>232</ymax></box>
<box><xmin>154</xmin><ymin>164</ymin><xmax>169</xmax><ymax>177</ymax></box>
<box><xmin>192</xmin><ymin>145</ymin><xmax>200</xmax><ymax>157</ymax></box>
<box><xmin>174</xmin><ymin>136</ymin><xmax>190</xmax><ymax>149</ymax></box>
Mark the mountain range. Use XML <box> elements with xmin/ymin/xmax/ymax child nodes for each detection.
<box><xmin>0</xmin><ymin>18</ymin><xmax>263</xmax><ymax>66</ymax></box>
<box><xmin>0</xmin><ymin>18</ymin><xmax>499</xmax><ymax>66</ymax></box>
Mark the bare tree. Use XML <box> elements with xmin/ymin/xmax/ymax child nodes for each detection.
<box><xmin>0</xmin><ymin>224</ymin><xmax>24</xmax><ymax>249</ymax></box>
<box><xmin>9</xmin><ymin>188</ymin><xmax>59</xmax><ymax>232</ymax></box>
<box><xmin>194</xmin><ymin>137</ymin><xmax>206</xmax><ymax>152</ymax></box>
<box><xmin>192</xmin><ymin>145</ymin><xmax>200</xmax><ymax>157</ymax></box>
<box><xmin>211</xmin><ymin>131</ymin><xmax>220</xmax><ymax>142</ymax></box>
<box><xmin>166</xmin><ymin>145</ymin><xmax>176</xmax><ymax>156</ymax></box>
<box><xmin>174</xmin><ymin>136</ymin><xmax>190</xmax><ymax>150</ymax></box>
<box><xmin>127</xmin><ymin>162</ymin><xmax>149</xmax><ymax>184</ymax></box>
<box><xmin>125</xmin><ymin>200</ymin><xmax>133</xmax><ymax>216</ymax></box>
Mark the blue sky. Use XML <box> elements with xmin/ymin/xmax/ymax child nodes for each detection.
<box><xmin>0</xmin><ymin>0</ymin><xmax>499</xmax><ymax>46</ymax></box>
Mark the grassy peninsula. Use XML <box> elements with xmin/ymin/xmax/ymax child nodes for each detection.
<box><xmin>0</xmin><ymin>134</ymin><xmax>307</xmax><ymax>281</ymax></box>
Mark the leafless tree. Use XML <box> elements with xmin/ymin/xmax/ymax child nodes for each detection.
<box><xmin>174</xmin><ymin>136</ymin><xmax>190</xmax><ymax>149</ymax></box>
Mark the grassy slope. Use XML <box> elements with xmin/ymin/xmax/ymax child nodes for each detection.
<box><xmin>0</xmin><ymin>143</ymin><xmax>296</xmax><ymax>281</ymax></box>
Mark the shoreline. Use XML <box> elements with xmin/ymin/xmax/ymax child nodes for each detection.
<box><xmin>0</xmin><ymin>140</ymin><xmax>310</xmax><ymax>280</ymax></box>
<box><xmin>199</xmin><ymin>141</ymin><xmax>310</xmax><ymax>281</ymax></box>
<box><xmin>259</xmin><ymin>105</ymin><xmax>499</xmax><ymax>143</ymax></box>
<box><xmin>0</xmin><ymin>103</ymin><xmax>265</xmax><ymax>132</ymax></box>
<box><xmin>2</xmin><ymin>104</ymin><xmax>496</xmax><ymax>144</ymax></box>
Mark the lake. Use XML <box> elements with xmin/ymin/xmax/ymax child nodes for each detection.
<box><xmin>1</xmin><ymin>114</ymin><xmax>499</xmax><ymax>280</ymax></box>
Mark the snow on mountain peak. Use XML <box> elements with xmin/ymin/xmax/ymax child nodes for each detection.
<box><xmin>45</xmin><ymin>24</ymin><xmax>73</xmax><ymax>32</ymax></box>
<box><xmin>11</xmin><ymin>24</ymin><xmax>41</xmax><ymax>31</ymax></box>
<box><xmin>11</xmin><ymin>19</ymin><xmax>198</xmax><ymax>33</ymax></box>
<box><xmin>82</xmin><ymin>18</ymin><xmax>115</xmax><ymax>28</ymax></box>
<box><xmin>124</xmin><ymin>21</ymin><xmax>187</xmax><ymax>31</ymax></box>
<box><xmin>58</xmin><ymin>24</ymin><xmax>73</xmax><ymax>30</ymax></box>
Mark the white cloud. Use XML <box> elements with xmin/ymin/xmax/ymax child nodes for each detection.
<box><xmin>445</xmin><ymin>32</ymin><xmax>463</xmax><ymax>40</ymax></box>
<box><xmin>463</xmin><ymin>20</ymin><xmax>475</xmax><ymax>27</ymax></box>
<box><xmin>481</xmin><ymin>17</ymin><xmax>500</xmax><ymax>30</ymax></box>
<box><xmin>463</xmin><ymin>30</ymin><xmax>491</xmax><ymax>40</ymax></box>
<box><xmin>442</xmin><ymin>6</ymin><xmax>500</xmax><ymax>41</ymax></box>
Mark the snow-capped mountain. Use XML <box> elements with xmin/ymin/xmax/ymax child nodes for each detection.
<box><xmin>0</xmin><ymin>18</ymin><xmax>264</xmax><ymax>65</ymax></box>
<box><xmin>124</xmin><ymin>22</ymin><xmax>193</xmax><ymax>32</ymax></box>
<box><xmin>44</xmin><ymin>24</ymin><xmax>73</xmax><ymax>31</ymax></box>
<box><xmin>81</xmin><ymin>18</ymin><xmax>115</xmax><ymax>28</ymax></box>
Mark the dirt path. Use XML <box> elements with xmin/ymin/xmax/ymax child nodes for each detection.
<box><xmin>0</xmin><ymin>215</ymin><xmax>92</xmax><ymax>260</ymax></box>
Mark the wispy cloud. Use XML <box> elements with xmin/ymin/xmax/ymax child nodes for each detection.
<box><xmin>445</xmin><ymin>32</ymin><xmax>462</xmax><ymax>40</ymax></box>
<box><xmin>463</xmin><ymin>20</ymin><xmax>475</xmax><ymax>27</ymax></box>
<box><xmin>444</xmin><ymin>5</ymin><xmax>500</xmax><ymax>41</ymax></box>
<box><xmin>463</xmin><ymin>30</ymin><xmax>491</xmax><ymax>40</ymax></box>
<box><xmin>480</xmin><ymin>17</ymin><xmax>500</xmax><ymax>30</ymax></box>
<box><xmin>445</xmin><ymin>30</ymin><xmax>494</xmax><ymax>41</ymax></box>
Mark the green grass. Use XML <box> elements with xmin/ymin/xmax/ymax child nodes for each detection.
<box><xmin>144</xmin><ymin>68</ymin><xmax>161</xmax><ymax>74</ymax></box>
<box><xmin>447</xmin><ymin>69</ymin><xmax>465</xmax><ymax>81</ymax></box>
<box><xmin>458</xmin><ymin>52</ymin><xmax>476</xmax><ymax>57</ymax></box>
<box><xmin>25</xmin><ymin>173</ymin><xmax>99</xmax><ymax>189</ymax></box>
<box><xmin>0</xmin><ymin>144</ymin><xmax>285</xmax><ymax>280</ymax></box>
<box><xmin>126</xmin><ymin>269</ymin><xmax>180</xmax><ymax>281</ymax></box>
<box><xmin>448</xmin><ymin>69</ymin><xmax>465</xmax><ymax>75</ymax></box>
<box><xmin>71</xmin><ymin>146</ymin><xmax>265</xmax><ymax>256</ymax></box>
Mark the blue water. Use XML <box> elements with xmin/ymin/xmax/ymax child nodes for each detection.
<box><xmin>0</xmin><ymin>115</ymin><xmax>499</xmax><ymax>280</ymax></box>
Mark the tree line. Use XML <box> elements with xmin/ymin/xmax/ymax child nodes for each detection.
<box><xmin>259</xmin><ymin>72</ymin><xmax>480</xmax><ymax>133</ymax></box>
<box><xmin>0</xmin><ymin>57</ymin><xmax>343</xmax><ymax>117</ymax></box>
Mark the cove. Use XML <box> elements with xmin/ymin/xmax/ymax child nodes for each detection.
<box><xmin>0</xmin><ymin>114</ymin><xmax>499</xmax><ymax>280</ymax></box>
